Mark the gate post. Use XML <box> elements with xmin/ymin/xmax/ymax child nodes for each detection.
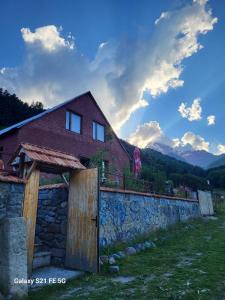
<box><xmin>23</xmin><ymin>168</ymin><xmax>40</xmax><ymax>276</ymax></box>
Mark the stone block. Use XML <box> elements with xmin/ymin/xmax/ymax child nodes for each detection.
<box><xmin>0</xmin><ymin>217</ymin><xmax>28</xmax><ymax>297</ymax></box>
<box><xmin>51</xmin><ymin>248</ymin><xmax>65</xmax><ymax>258</ymax></box>
<box><xmin>60</xmin><ymin>201</ymin><xmax>67</xmax><ymax>208</ymax></box>
<box><xmin>10</xmin><ymin>183</ymin><xmax>24</xmax><ymax>194</ymax></box>
<box><xmin>100</xmin><ymin>255</ymin><xmax>109</xmax><ymax>264</ymax></box>
<box><xmin>58</xmin><ymin>208</ymin><xmax>68</xmax><ymax>216</ymax></box>
<box><xmin>109</xmin><ymin>266</ymin><xmax>119</xmax><ymax>273</ymax></box>
<box><xmin>42</xmin><ymin>200</ymin><xmax>52</xmax><ymax>206</ymax></box>
<box><xmin>48</xmin><ymin>224</ymin><xmax>61</xmax><ymax>233</ymax></box>
<box><xmin>109</xmin><ymin>256</ymin><xmax>116</xmax><ymax>265</ymax></box>
<box><xmin>45</xmin><ymin>216</ymin><xmax>55</xmax><ymax>223</ymax></box>
<box><xmin>47</xmin><ymin>211</ymin><xmax>56</xmax><ymax>217</ymax></box>
<box><xmin>60</xmin><ymin>222</ymin><xmax>67</xmax><ymax>235</ymax></box>
<box><xmin>33</xmin><ymin>251</ymin><xmax>51</xmax><ymax>269</ymax></box>
<box><xmin>125</xmin><ymin>247</ymin><xmax>136</xmax><ymax>256</ymax></box>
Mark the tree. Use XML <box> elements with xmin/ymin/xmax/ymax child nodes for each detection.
<box><xmin>0</xmin><ymin>88</ymin><xmax>45</xmax><ymax>128</ymax></box>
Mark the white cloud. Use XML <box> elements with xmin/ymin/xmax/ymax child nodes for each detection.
<box><xmin>21</xmin><ymin>26</ymin><xmax>74</xmax><ymax>52</ymax></box>
<box><xmin>178</xmin><ymin>98</ymin><xmax>202</xmax><ymax>121</ymax></box>
<box><xmin>0</xmin><ymin>0</ymin><xmax>217</xmax><ymax>132</ymax></box>
<box><xmin>128</xmin><ymin>121</ymin><xmax>173</xmax><ymax>148</ymax></box>
<box><xmin>217</xmin><ymin>144</ymin><xmax>225</xmax><ymax>155</ymax></box>
<box><xmin>207</xmin><ymin>115</ymin><xmax>215</xmax><ymax>125</ymax></box>
<box><xmin>128</xmin><ymin>120</ymin><xmax>210</xmax><ymax>152</ymax></box>
<box><xmin>155</xmin><ymin>12</ymin><xmax>170</xmax><ymax>25</ymax></box>
<box><xmin>180</xmin><ymin>131</ymin><xmax>209</xmax><ymax>151</ymax></box>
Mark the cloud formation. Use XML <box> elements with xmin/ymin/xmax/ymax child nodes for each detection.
<box><xmin>128</xmin><ymin>121</ymin><xmax>173</xmax><ymax>148</ymax></box>
<box><xmin>207</xmin><ymin>115</ymin><xmax>216</xmax><ymax>125</ymax></box>
<box><xmin>217</xmin><ymin>144</ymin><xmax>225</xmax><ymax>155</ymax></box>
<box><xmin>21</xmin><ymin>25</ymin><xmax>75</xmax><ymax>52</ymax></box>
<box><xmin>178</xmin><ymin>98</ymin><xmax>202</xmax><ymax>121</ymax></box>
<box><xmin>180</xmin><ymin>131</ymin><xmax>209</xmax><ymax>151</ymax></box>
<box><xmin>128</xmin><ymin>120</ymin><xmax>210</xmax><ymax>152</ymax></box>
<box><xmin>0</xmin><ymin>0</ymin><xmax>217</xmax><ymax>132</ymax></box>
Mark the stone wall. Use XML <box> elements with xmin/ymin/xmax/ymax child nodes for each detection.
<box><xmin>0</xmin><ymin>181</ymin><xmax>24</xmax><ymax>220</ymax></box>
<box><xmin>36</xmin><ymin>185</ymin><xmax>201</xmax><ymax>254</ymax></box>
<box><xmin>99</xmin><ymin>190</ymin><xmax>201</xmax><ymax>247</ymax></box>
<box><xmin>36</xmin><ymin>185</ymin><xmax>68</xmax><ymax>266</ymax></box>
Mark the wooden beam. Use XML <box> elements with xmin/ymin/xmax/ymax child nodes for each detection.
<box><xmin>61</xmin><ymin>173</ymin><xmax>69</xmax><ymax>186</ymax></box>
<box><xmin>25</xmin><ymin>161</ymin><xmax>37</xmax><ymax>180</ymax></box>
<box><xmin>23</xmin><ymin>168</ymin><xmax>40</xmax><ymax>277</ymax></box>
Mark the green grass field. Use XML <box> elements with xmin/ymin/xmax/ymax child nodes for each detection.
<box><xmin>28</xmin><ymin>204</ymin><xmax>225</xmax><ymax>300</ymax></box>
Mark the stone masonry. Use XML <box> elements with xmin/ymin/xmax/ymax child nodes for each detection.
<box><xmin>36</xmin><ymin>186</ymin><xmax>69</xmax><ymax>266</ymax></box>
<box><xmin>0</xmin><ymin>182</ymin><xmax>24</xmax><ymax>220</ymax></box>
<box><xmin>100</xmin><ymin>190</ymin><xmax>201</xmax><ymax>247</ymax></box>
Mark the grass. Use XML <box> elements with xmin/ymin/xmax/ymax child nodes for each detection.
<box><xmin>28</xmin><ymin>204</ymin><xmax>225</xmax><ymax>300</ymax></box>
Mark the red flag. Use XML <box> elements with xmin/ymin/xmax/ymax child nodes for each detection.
<box><xmin>133</xmin><ymin>147</ymin><xmax>141</xmax><ymax>177</ymax></box>
<box><xmin>0</xmin><ymin>160</ymin><xmax>4</xmax><ymax>171</ymax></box>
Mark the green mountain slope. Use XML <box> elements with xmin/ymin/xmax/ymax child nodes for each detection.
<box><xmin>208</xmin><ymin>154</ymin><xmax>225</xmax><ymax>169</ymax></box>
<box><xmin>0</xmin><ymin>88</ymin><xmax>44</xmax><ymax>129</ymax></box>
<box><xmin>121</xmin><ymin>139</ymin><xmax>208</xmax><ymax>191</ymax></box>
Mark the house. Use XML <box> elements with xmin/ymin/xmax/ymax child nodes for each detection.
<box><xmin>0</xmin><ymin>91</ymin><xmax>130</xmax><ymax>178</ymax></box>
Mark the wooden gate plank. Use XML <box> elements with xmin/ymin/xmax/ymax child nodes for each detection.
<box><xmin>23</xmin><ymin>168</ymin><xmax>40</xmax><ymax>276</ymax></box>
<box><xmin>65</xmin><ymin>168</ymin><xmax>99</xmax><ymax>272</ymax></box>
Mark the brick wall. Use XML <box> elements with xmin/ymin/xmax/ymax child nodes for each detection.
<box><xmin>0</xmin><ymin>93</ymin><xmax>130</xmax><ymax>173</ymax></box>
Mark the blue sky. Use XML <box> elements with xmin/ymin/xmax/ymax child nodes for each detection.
<box><xmin>0</xmin><ymin>0</ymin><xmax>224</xmax><ymax>154</ymax></box>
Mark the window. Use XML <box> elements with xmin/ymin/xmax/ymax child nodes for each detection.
<box><xmin>66</xmin><ymin>111</ymin><xmax>81</xmax><ymax>134</ymax></box>
<box><xmin>0</xmin><ymin>146</ymin><xmax>3</xmax><ymax>159</ymax></box>
<box><xmin>80</xmin><ymin>157</ymin><xmax>90</xmax><ymax>168</ymax></box>
<box><xmin>93</xmin><ymin>122</ymin><xmax>105</xmax><ymax>142</ymax></box>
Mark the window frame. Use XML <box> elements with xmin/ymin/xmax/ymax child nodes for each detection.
<box><xmin>66</xmin><ymin>110</ymin><xmax>82</xmax><ymax>134</ymax></box>
<box><xmin>0</xmin><ymin>146</ymin><xmax>3</xmax><ymax>159</ymax></box>
<box><xmin>92</xmin><ymin>121</ymin><xmax>105</xmax><ymax>142</ymax></box>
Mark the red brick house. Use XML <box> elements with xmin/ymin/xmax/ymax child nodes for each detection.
<box><xmin>0</xmin><ymin>91</ymin><xmax>130</xmax><ymax>177</ymax></box>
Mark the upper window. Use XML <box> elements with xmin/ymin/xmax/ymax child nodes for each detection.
<box><xmin>93</xmin><ymin>121</ymin><xmax>105</xmax><ymax>142</ymax></box>
<box><xmin>0</xmin><ymin>146</ymin><xmax>3</xmax><ymax>159</ymax></box>
<box><xmin>66</xmin><ymin>111</ymin><xmax>81</xmax><ymax>134</ymax></box>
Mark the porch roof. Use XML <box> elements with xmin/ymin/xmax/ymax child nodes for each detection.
<box><xmin>10</xmin><ymin>143</ymin><xmax>86</xmax><ymax>173</ymax></box>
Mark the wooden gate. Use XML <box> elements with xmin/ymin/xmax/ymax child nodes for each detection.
<box><xmin>65</xmin><ymin>168</ymin><xmax>99</xmax><ymax>273</ymax></box>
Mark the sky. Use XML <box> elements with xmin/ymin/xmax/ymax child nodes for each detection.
<box><xmin>0</xmin><ymin>0</ymin><xmax>224</xmax><ymax>155</ymax></box>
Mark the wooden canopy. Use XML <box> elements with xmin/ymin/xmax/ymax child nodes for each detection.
<box><xmin>10</xmin><ymin>143</ymin><xmax>86</xmax><ymax>175</ymax></box>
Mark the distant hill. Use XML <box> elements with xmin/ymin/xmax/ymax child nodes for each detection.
<box><xmin>0</xmin><ymin>88</ymin><xmax>44</xmax><ymax>129</ymax></box>
<box><xmin>180</xmin><ymin>150</ymin><xmax>220</xmax><ymax>169</ymax></box>
<box><xmin>146</xmin><ymin>141</ymin><xmax>224</xmax><ymax>169</ymax></box>
<box><xmin>207</xmin><ymin>165</ymin><xmax>225</xmax><ymax>189</ymax></box>
<box><xmin>122</xmin><ymin>139</ymin><xmax>225</xmax><ymax>190</ymax></box>
<box><xmin>148</xmin><ymin>142</ymin><xmax>186</xmax><ymax>162</ymax></box>
<box><xmin>120</xmin><ymin>139</ymin><xmax>208</xmax><ymax>191</ymax></box>
<box><xmin>208</xmin><ymin>155</ymin><xmax>225</xmax><ymax>169</ymax></box>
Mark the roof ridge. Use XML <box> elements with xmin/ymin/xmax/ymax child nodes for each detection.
<box><xmin>0</xmin><ymin>91</ymin><xmax>91</xmax><ymax>137</ymax></box>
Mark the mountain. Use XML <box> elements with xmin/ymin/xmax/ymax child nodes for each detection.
<box><xmin>148</xmin><ymin>142</ymin><xmax>186</xmax><ymax>162</ymax></box>
<box><xmin>208</xmin><ymin>154</ymin><xmax>225</xmax><ymax>169</ymax></box>
<box><xmin>121</xmin><ymin>139</ymin><xmax>224</xmax><ymax>190</ymax></box>
<box><xmin>146</xmin><ymin>141</ymin><xmax>223</xmax><ymax>169</ymax></box>
<box><xmin>120</xmin><ymin>139</ymin><xmax>208</xmax><ymax>191</ymax></box>
<box><xmin>180</xmin><ymin>150</ymin><xmax>219</xmax><ymax>169</ymax></box>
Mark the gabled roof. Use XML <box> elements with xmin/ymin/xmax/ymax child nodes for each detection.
<box><xmin>0</xmin><ymin>91</ymin><xmax>130</xmax><ymax>159</ymax></box>
<box><xmin>0</xmin><ymin>91</ymin><xmax>91</xmax><ymax>137</ymax></box>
